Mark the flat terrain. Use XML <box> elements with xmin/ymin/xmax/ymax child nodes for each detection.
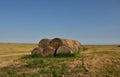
<box><xmin>0</xmin><ymin>43</ymin><xmax>37</xmax><ymax>63</ymax></box>
<box><xmin>0</xmin><ymin>43</ymin><xmax>120</xmax><ymax>77</ymax></box>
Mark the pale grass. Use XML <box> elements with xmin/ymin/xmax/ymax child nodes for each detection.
<box><xmin>0</xmin><ymin>43</ymin><xmax>37</xmax><ymax>62</ymax></box>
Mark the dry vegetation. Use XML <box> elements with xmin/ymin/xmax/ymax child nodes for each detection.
<box><xmin>0</xmin><ymin>43</ymin><xmax>120</xmax><ymax>77</ymax></box>
<box><xmin>0</xmin><ymin>43</ymin><xmax>37</xmax><ymax>63</ymax></box>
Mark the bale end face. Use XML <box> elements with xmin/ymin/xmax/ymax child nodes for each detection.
<box><xmin>56</xmin><ymin>46</ymin><xmax>73</xmax><ymax>55</ymax></box>
<box><xmin>43</xmin><ymin>46</ymin><xmax>55</xmax><ymax>56</ymax></box>
<box><xmin>31</xmin><ymin>47</ymin><xmax>44</xmax><ymax>56</ymax></box>
<box><xmin>50</xmin><ymin>38</ymin><xmax>64</xmax><ymax>48</ymax></box>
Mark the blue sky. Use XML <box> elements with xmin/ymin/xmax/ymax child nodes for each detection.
<box><xmin>0</xmin><ymin>0</ymin><xmax>120</xmax><ymax>44</ymax></box>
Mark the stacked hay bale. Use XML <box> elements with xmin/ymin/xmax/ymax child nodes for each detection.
<box><xmin>50</xmin><ymin>38</ymin><xmax>65</xmax><ymax>56</ymax></box>
<box><xmin>31</xmin><ymin>38</ymin><xmax>82</xmax><ymax>56</ymax></box>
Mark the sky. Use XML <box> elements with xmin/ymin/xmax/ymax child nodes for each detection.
<box><xmin>0</xmin><ymin>0</ymin><xmax>120</xmax><ymax>44</ymax></box>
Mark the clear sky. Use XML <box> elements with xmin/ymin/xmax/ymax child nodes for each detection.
<box><xmin>0</xmin><ymin>0</ymin><xmax>120</xmax><ymax>44</ymax></box>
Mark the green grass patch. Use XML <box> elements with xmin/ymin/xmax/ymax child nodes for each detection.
<box><xmin>0</xmin><ymin>66</ymin><xmax>17</xmax><ymax>77</ymax></box>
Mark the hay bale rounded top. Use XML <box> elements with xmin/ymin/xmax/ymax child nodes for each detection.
<box><xmin>38</xmin><ymin>39</ymin><xmax>50</xmax><ymax>48</ymax></box>
<box><xmin>32</xmin><ymin>38</ymin><xmax>83</xmax><ymax>56</ymax></box>
<box><xmin>50</xmin><ymin>38</ymin><xmax>64</xmax><ymax>49</ymax></box>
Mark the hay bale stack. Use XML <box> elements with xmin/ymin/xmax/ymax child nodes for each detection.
<box><xmin>31</xmin><ymin>38</ymin><xmax>83</xmax><ymax>56</ymax></box>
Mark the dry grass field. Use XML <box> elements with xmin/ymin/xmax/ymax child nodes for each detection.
<box><xmin>0</xmin><ymin>43</ymin><xmax>120</xmax><ymax>77</ymax></box>
<box><xmin>0</xmin><ymin>43</ymin><xmax>37</xmax><ymax>63</ymax></box>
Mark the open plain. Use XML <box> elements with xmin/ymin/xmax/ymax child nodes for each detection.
<box><xmin>0</xmin><ymin>43</ymin><xmax>120</xmax><ymax>77</ymax></box>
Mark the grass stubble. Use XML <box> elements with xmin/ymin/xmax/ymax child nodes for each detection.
<box><xmin>0</xmin><ymin>43</ymin><xmax>120</xmax><ymax>77</ymax></box>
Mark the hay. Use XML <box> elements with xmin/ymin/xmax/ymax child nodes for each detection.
<box><xmin>72</xmin><ymin>40</ymin><xmax>81</xmax><ymax>52</ymax></box>
<box><xmin>73</xmin><ymin>40</ymin><xmax>81</xmax><ymax>46</ymax></box>
<box><xmin>43</xmin><ymin>46</ymin><xmax>55</xmax><ymax>56</ymax></box>
<box><xmin>32</xmin><ymin>38</ymin><xmax>83</xmax><ymax>56</ymax></box>
<box><xmin>56</xmin><ymin>46</ymin><xmax>73</xmax><ymax>54</ymax></box>
<box><xmin>64</xmin><ymin>39</ymin><xmax>74</xmax><ymax>48</ymax></box>
<box><xmin>74</xmin><ymin>47</ymin><xmax>80</xmax><ymax>52</ymax></box>
<box><xmin>31</xmin><ymin>47</ymin><xmax>44</xmax><ymax>56</ymax></box>
<box><xmin>64</xmin><ymin>39</ymin><xmax>76</xmax><ymax>52</ymax></box>
<box><xmin>63</xmin><ymin>39</ymin><xmax>81</xmax><ymax>52</ymax></box>
<box><xmin>38</xmin><ymin>39</ymin><xmax>50</xmax><ymax>48</ymax></box>
<box><xmin>50</xmin><ymin>38</ymin><xmax>65</xmax><ymax>56</ymax></box>
<box><xmin>50</xmin><ymin>38</ymin><xmax>64</xmax><ymax>49</ymax></box>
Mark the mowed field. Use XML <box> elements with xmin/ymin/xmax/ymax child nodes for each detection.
<box><xmin>0</xmin><ymin>43</ymin><xmax>120</xmax><ymax>77</ymax></box>
<box><xmin>0</xmin><ymin>43</ymin><xmax>37</xmax><ymax>63</ymax></box>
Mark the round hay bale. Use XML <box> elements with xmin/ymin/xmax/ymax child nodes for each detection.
<box><xmin>72</xmin><ymin>40</ymin><xmax>81</xmax><ymax>52</ymax></box>
<box><xmin>50</xmin><ymin>38</ymin><xmax>64</xmax><ymax>49</ymax></box>
<box><xmin>56</xmin><ymin>46</ymin><xmax>73</xmax><ymax>54</ymax></box>
<box><xmin>63</xmin><ymin>39</ymin><xmax>81</xmax><ymax>52</ymax></box>
<box><xmin>38</xmin><ymin>39</ymin><xmax>50</xmax><ymax>48</ymax></box>
<box><xmin>50</xmin><ymin>38</ymin><xmax>65</xmax><ymax>56</ymax></box>
<box><xmin>43</xmin><ymin>46</ymin><xmax>55</xmax><ymax>56</ymax></box>
<box><xmin>31</xmin><ymin>47</ymin><xmax>44</xmax><ymax>56</ymax></box>
<box><xmin>73</xmin><ymin>40</ymin><xmax>81</xmax><ymax>46</ymax></box>
<box><xmin>63</xmin><ymin>39</ymin><xmax>76</xmax><ymax>52</ymax></box>
<box><xmin>64</xmin><ymin>39</ymin><xmax>74</xmax><ymax>48</ymax></box>
<box><xmin>72</xmin><ymin>45</ymin><xmax>79</xmax><ymax>52</ymax></box>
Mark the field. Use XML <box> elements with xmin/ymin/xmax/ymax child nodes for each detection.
<box><xmin>0</xmin><ymin>43</ymin><xmax>120</xmax><ymax>77</ymax></box>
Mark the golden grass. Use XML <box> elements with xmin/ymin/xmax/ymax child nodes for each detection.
<box><xmin>0</xmin><ymin>43</ymin><xmax>120</xmax><ymax>77</ymax></box>
<box><xmin>0</xmin><ymin>43</ymin><xmax>37</xmax><ymax>62</ymax></box>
